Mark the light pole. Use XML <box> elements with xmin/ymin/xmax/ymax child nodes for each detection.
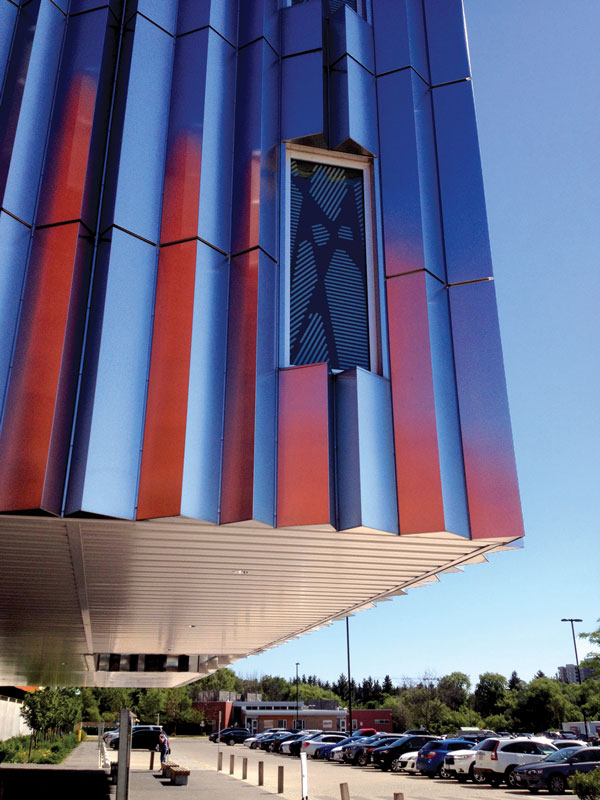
<box><xmin>346</xmin><ymin>617</ymin><xmax>353</xmax><ymax>734</ymax></box>
<box><xmin>295</xmin><ymin>662</ymin><xmax>300</xmax><ymax>729</ymax></box>
<box><xmin>561</xmin><ymin>618</ymin><xmax>590</xmax><ymax>739</ymax></box>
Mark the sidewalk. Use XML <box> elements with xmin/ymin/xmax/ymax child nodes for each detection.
<box><xmin>0</xmin><ymin>740</ymin><xmax>282</xmax><ymax>800</ymax></box>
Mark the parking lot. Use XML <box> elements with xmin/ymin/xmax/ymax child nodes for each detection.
<box><xmin>147</xmin><ymin>737</ymin><xmax>569</xmax><ymax>800</ymax></box>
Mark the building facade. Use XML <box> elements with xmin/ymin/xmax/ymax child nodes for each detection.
<box><xmin>0</xmin><ymin>0</ymin><xmax>523</xmax><ymax>687</ymax></box>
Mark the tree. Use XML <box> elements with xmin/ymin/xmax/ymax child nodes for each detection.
<box><xmin>382</xmin><ymin>675</ymin><xmax>394</xmax><ymax>696</ymax></box>
<box><xmin>508</xmin><ymin>671</ymin><xmax>523</xmax><ymax>691</ymax></box>
<box><xmin>137</xmin><ymin>688</ymin><xmax>166</xmax><ymax>723</ymax></box>
<box><xmin>473</xmin><ymin>673</ymin><xmax>507</xmax><ymax>718</ymax></box>
<box><xmin>438</xmin><ymin>672</ymin><xmax>471</xmax><ymax>711</ymax></box>
<box><xmin>580</xmin><ymin>619</ymin><xmax>600</xmax><ymax>679</ymax></box>
<box><xmin>190</xmin><ymin>668</ymin><xmax>242</xmax><ymax>696</ymax></box>
<box><xmin>511</xmin><ymin>678</ymin><xmax>573</xmax><ymax>732</ymax></box>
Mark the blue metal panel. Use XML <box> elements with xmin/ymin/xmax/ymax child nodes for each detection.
<box><xmin>65</xmin><ymin>228</ymin><xmax>157</xmax><ymax>519</ymax></box>
<box><xmin>432</xmin><ymin>80</ymin><xmax>493</xmax><ymax>283</ymax></box>
<box><xmin>0</xmin><ymin>2</ymin><xmax>18</xmax><ymax>100</ymax></box>
<box><xmin>230</xmin><ymin>38</ymin><xmax>279</xmax><ymax>259</ymax></box>
<box><xmin>0</xmin><ymin>0</ymin><xmax>64</xmax><ymax>225</ymax></box>
<box><xmin>377</xmin><ymin>68</ymin><xmax>443</xmax><ymax>279</ymax></box>
<box><xmin>238</xmin><ymin>0</ymin><xmax>279</xmax><ymax>53</ymax></box>
<box><xmin>177</xmin><ymin>0</ymin><xmax>238</xmax><ymax>44</ymax></box>
<box><xmin>0</xmin><ymin>211</ymin><xmax>30</xmax><ymax>413</ymax></box>
<box><xmin>252</xmin><ymin>250</ymin><xmax>277</xmax><ymax>525</ymax></box>
<box><xmin>125</xmin><ymin>0</ymin><xmax>179</xmax><ymax>35</ymax></box>
<box><xmin>69</xmin><ymin>0</ymin><xmax>122</xmax><ymax>16</ymax></box>
<box><xmin>372</xmin><ymin>0</ymin><xmax>428</xmax><ymax>81</ymax></box>
<box><xmin>336</xmin><ymin>368</ymin><xmax>398</xmax><ymax>533</ymax></box>
<box><xmin>180</xmin><ymin>241</ymin><xmax>229</xmax><ymax>522</ymax></box>
<box><xmin>423</xmin><ymin>0</ymin><xmax>470</xmax><ymax>85</ymax></box>
<box><xmin>329</xmin><ymin>3</ymin><xmax>374</xmax><ymax>74</ymax></box>
<box><xmin>371</xmin><ymin>160</ymin><xmax>390</xmax><ymax>379</ymax></box>
<box><xmin>100</xmin><ymin>13</ymin><xmax>174</xmax><ymax>244</ymax></box>
<box><xmin>51</xmin><ymin>0</ymin><xmax>69</xmax><ymax>14</ymax></box>
<box><xmin>197</xmin><ymin>29</ymin><xmax>236</xmax><ymax>253</ymax></box>
<box><xmin>330</xmin><ymin>55</ymin><xmax>377</xmax><ymax>156</ymax></box>
<box><xmin>425</xmin><ymin>273</ymin><xmax>469</xmax><ymax>537</ymax></box>
<box><xmin>281</xmin><ymin>51</ymin><xmax>324</xmax><ymax>142</ymax></box>
<box><xmin>281</xmin><ymin>0</ymin><xmax>321</xmax><ymax>57</ymax></box>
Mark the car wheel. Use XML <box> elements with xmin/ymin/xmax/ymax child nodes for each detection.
<box><xmin>251</xmin><ymin>742</ymin><xmax>258</xmax><ymax>749</ymax></box>
<box><xmin>391</xmin><ymin>758</ymin><xmax>402</xmax><ymax>773</ymax></box>
<box><xmin>548</xmin><ymin>775</ymin><xmax>566</xmax><ymax>794</ymax></box>
<box><xmin>470</xmin><ymin>765</ymin><xmax>487</xmax><ymax>785</ymax></box>
<box><xmin>357</xmin><ymin>753</ymin><xmax>369</xmax><ymax>767</ymax></box>
<box><xmin>505</xmin><ymin>767</ymin><xmax>518</xmax><ymax>789</ymax></box>
<box><xmin>227</xmin><ymin>737</ymin><xmax>235</xmax><ymax>746</ymax></box>
<box><xmin>439</xmin><ymin>765</ymin><xmax>451</xmax><ymax>779</ymax></box>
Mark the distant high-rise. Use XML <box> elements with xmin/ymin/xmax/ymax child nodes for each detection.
<box><xmin>0</xmin><ymin>0</ymin><xmax>523</xmax><ymax>687</ymax></box>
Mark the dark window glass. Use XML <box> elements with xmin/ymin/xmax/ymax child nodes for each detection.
<box><xmin>289</xmin><ymin>159</ymin><xmax>369</xmax><ymax>371</ymax></box>
<box><xmin>479</xmin><ymin>739</ymin><xmax>500</xmax><ymax>751</ymax></box>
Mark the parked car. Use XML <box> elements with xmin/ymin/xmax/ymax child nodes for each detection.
<box><xmin>513</xmin><ymin>746</ymin><xmax>600</xmax><ymax>794</ymax></box>
<box><xmin>314</xmin><ymin>736</ymin><xmax>355</xmax><ymax>760</ymax></box>
<box><xmin>416</xmin><ymin>739</ymin><xmax>475</xmax><ymax>778</ymax></box>
<box><xmin>474</xmin><ymin>737</ymin><xmax>557</xmax><ymax>787</ymax></box>
<box><xmin>552</xmin><ymin>739</ymin><xmax>587</xmax><ymax>750</ymax></box>
<box><xmin>209</xmin><ymin>726</ymin><xmax>250</xmax><ymax>745</ymax></box>
<box><xmin>302</xmin><ymin>733</ymin><xmax>348</xmax><ymax>758</ymax></box>
<box><xmin>244</xmin><ymin>730</ymin><xmax>283</xmax><ymax>749</ymax></box>
<box><xmin>281</xmin><ymin>731</ymin><xmax>322</xmax><ymax>756</ymax></box>
<box><xmin>372</xmin><ymin>735</ymin><xmax>436</xmax><ymax>772</ymax></box>
<box><xmin>443</xmin><ymin>739</ymin><xmax>493</xmax><ymax>784</ymax></box>
<box><xmin>270</xmin><ymin>732</ymin><xmax>303</xmax><ymax>753</ymax></box>
<box><xmin>344</xmin><ymin>734</ymin><xmax>401</xmax><ymax>766</ymax></box>
<box><xmin>103</xmin><ymin>724</ymin><xmax>162</xmax><ymax>745</ymax></box>
<box><xmin>350</xmin><ymin>728</ymin><xmax>377</xmax><ymax>738</ymax></box>
<box><xmin>392</xmin><ymin>750</ymin><xmax>420</xmax><ymax>773</ymax></box>
<box><xmin>110</xmin><ymin>729</ymin><xmax>163</xmax><ymax>750</ymax></box>
<box><xmin>259</xmin><ymin>730</ymin><xmax>300</xmax><ymax>751</ymax></box>
<box><xmin>329</xmin><ymin>737</ymin><xmax>369</xmax><ymax>762</ymax></box>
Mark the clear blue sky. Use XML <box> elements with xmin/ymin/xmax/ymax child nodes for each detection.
<box><xmin>234</xmin><ymin>0</ymin><xmax>600</xmax><ymax>688</ymax></box>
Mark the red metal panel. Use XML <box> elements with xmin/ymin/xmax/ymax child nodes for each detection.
<box><xmin>449</xmin><ymin>281</ymin><xmax>524</xmax><ymax>540</ymax></box>
<box><xmin>386</xmin><ymin>272</ymin><xmax>445</xmax><ymax>533</ymax></box>
<box><xmin>277</xmin><ymin>363</ymin><xmax>332</xmax><ymax>527</ymax></box>
<box><xmin>136</xmin><ymin>240</ymin><xmax>197</xmax><ymax>519</ymax></box>
<box><xmin>220</xmin><ymin>250</ymin><xmax>259</xmax><ymax>523</ymax></box>
<box><xmin>36</xmin><ymin>73</ymin><xmax>97</xmax><ymax>226</ymax></box>
<box><xmin>0</xmin><ymin>223</ymin><xmax>90</xmax><ymax>513</ymax></box>
<box><xmin>159</xmin><ymin>129</ymin><xmax>202</xmax><ymax>244</ymax></box>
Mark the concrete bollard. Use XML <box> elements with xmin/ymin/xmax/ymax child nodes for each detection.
<box><xmin>242</xmin><ymin>757</ymin><xmax>248</xmax><ymax>779</ymax></box>
<box><xmin>258</xmin><ymin>761</ymin><xmax>264</xmax><ymax>786</ymax></box>
<box><xmin>149</xmin><ymin>750</ymin><xmax>155</xmax><ymax>771</ymax></box>
<box><xmin>340</xmin><ymin>782</ymin><xmax>350</xmax><ymax>800</ymax></box>
<box><xmin>394</xmin><ymin>794</ymin><xmax>405</xmax><ymax>800</ymax></box>
<box><xmin>278</xmin><ymin>765</ymin><xmax>284</xmax><ymax>793</ymax></box>
<box><xmin>230</xmin><ymin>754</ymin><xmax>235</xmax><ymax>774</ymax></box>
<box><xmin>217</xmin><ymin>751</ymin><xmax>223</xmax><ymax>771</ymax></box>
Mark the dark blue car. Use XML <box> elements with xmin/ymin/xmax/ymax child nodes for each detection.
<box><xmin>513</xmin><ymin>746</ymin><xmax>600</xmax><ymax>794</ymax></box>
<box><xmin>415</xmin><ymin>739</ymin><xmax>475</xmax><ymax>778</ymax></box>
<box><xmin>314</xmin><ymin>736</ymin><xmax>355</xmax><ymax>759</ymax></box>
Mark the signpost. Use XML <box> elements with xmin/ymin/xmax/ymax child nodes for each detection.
<box><xmin>116</xmin><ymin>708</ymin><xmax>133</xmax><ymax>800</ymax></box>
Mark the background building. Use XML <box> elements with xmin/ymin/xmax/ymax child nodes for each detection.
<box><xmin>557</xmin><ymin>665</ymin><xmax>594</xmax><ymax>685</ymax></box>
<box><xmin>0</xmin><ymin>0</ymin><xmax>522</xmax><ymax>687</ymax></box>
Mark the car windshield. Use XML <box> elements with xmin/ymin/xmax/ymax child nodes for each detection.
<box><xmin>544</xmin><ymin>747</ymin><xmax>581</xmax><ymax>763</ymax></box>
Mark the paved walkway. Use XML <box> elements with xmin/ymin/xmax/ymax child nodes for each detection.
<box><xmin>0</xmin><ymin>740</ymin><xmax>280</xmax><ymax>800</ymax></box>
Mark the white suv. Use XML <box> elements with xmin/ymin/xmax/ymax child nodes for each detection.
<box><xmin>474</xmin><ymin>737</ymin><xmax>557</xmax><ymax>787</ymax></box>
<box><xmin>444</xmin><ymin>740</ymin><xmax>490</xmax><ymax>784</ymax></box>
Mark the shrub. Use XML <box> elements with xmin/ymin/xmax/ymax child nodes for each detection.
<box><xmin>0</xmin><ymin>732</ymin><xmax>82</xmax><ymax>764</ymax></box>
<box><xmin>569</xmin><ymin>767</ymin><xmax>600</xmax><ymax>800</ymax></box>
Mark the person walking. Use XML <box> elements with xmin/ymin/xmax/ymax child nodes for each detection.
<box><xmin>158</xmin><ymin>732</ymin><xmax>170</xmax><ymax>770</ymax></box>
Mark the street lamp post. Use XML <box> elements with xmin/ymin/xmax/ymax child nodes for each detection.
<box><xmin>346</xmin><ymin>617</ymin><xmax>353</xmax><ymax>734</ymax></box>
<box><xmin>295</xmin><ymin>662</ymin><xmax>300</xmax><ymax>729</ymax></box>
<box><xmin>561</xmin><ymin>618</ymin><xmax>590</xmax><ymax>739</ymax></box>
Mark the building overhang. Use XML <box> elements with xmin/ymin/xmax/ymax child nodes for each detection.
<box><xmin>0</xmin><ymin>514</ymin><xmax>520</xmax><ymax>688</ymax></box>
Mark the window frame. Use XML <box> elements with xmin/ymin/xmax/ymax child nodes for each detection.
<box><xmin>282</xmin><ymin>143</ymin><xmax>380</xmax><ymax>374</ymax></box>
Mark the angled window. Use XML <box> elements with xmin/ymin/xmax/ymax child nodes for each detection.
<box><xmin>283</xmin><ymin>147</ymin><xmax>378</xmax><ymax>372</ymax></box>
